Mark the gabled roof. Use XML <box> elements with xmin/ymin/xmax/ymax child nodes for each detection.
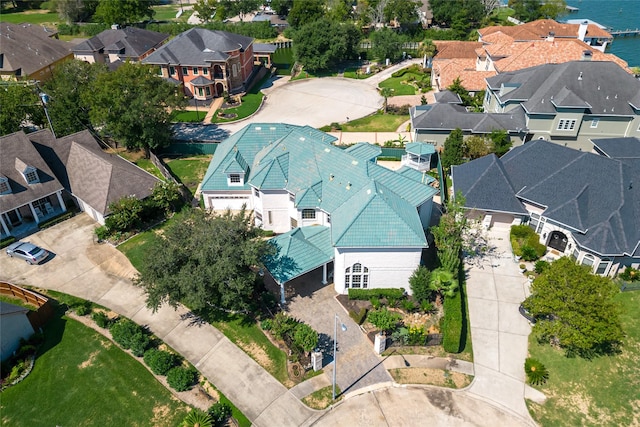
<box><xmin>591</xmin><ymin>137</ymin><xmax>640</xmax><ymax>160</ymax></box>
<box><xmin>405</xmin><ymin>142</ymin><xmax>436</xmax><ymax>156</ymax></box>
<box><xmin>331</xmin><ymin>181</ymin><xmax>427</xmax><ymax>248</ymax></box>
<box><xmin>486</xmin><ymin>61</ymin><xmax>640</xmax><ymax>115</ymax></box>
<box><xmin>263</xmin><ymin>226</ymin><xmax>333</xmax><ymax>284</ymax></box>
<box><xmin>411</xmin><ymin>103</ymin><xmax>527</xmax><ymax>133</ymax></box>
<box><xmin>72</xmin><ymin>27</ymin><xmax>169</xmax><ymax>60</ymax></box>
<box><xmin>29</xmin><ymin>130</ymin><xmax>159</xmax><ymax>216</ymax></box>
<box><xmin>434</xmin><ymin>90</ymin><xmax>462</xmax><ymax>104</ymax></box>
<box><xmin>142</xmin><ymin>28</ymin><xmax>253</xmax><ymax>66</ymax></box>
<box><xmin>0</xmin><ymin>22</ymin><xmax>72</xmax><ymax>77</ymax></box>
<box><xmin>452</xmin><ymin>154</ymin><xmax>527</xmax><ymax>215</ymax></box>
<box><xmin>0</xmin><ymin>131</ymin><xmax>63</xmax><ymax>214</ymax></box>
<box><xmin>464</xmin><ymin>139</ymin><xmax>640</xmax><ymax>257</ymax></box>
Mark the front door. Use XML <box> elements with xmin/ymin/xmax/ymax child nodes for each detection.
<box><xmin>548</xmin><ymin>231</ymin><xmax>568</xmax><ymax>252</ymax></box>
<box><xmin>6</xmin><ymin>210</ymin><xmax>20</xmax><ymax>226</ymax></box>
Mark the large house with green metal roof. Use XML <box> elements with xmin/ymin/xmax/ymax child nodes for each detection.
<box><xmin>200</xmin><ymin>124</ymin><xmax>439</xmax><ymax>303</ymax></box>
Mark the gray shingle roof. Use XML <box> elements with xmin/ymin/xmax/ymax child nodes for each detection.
<box><xmin>486</xmin><ymin>61</ymin><xmax>640</xmax><ymax>115</ymax></box>
<box><xmin>469</xmin><ymin>139</ymin><xmax>640</xmax><ymax>257</ymax></box>
<box><xmin>30</xmin><ymin>130</ymin><xmax>159</xmax><ymax>216</ymax></box>
<box><xmin>591</xmin><ymin>137</ymin><xmax>640</xmax><ymax>159</ymax></box>
<box><xmin>0</xmin><ymin>131</ymin><xmax>64</xmax><ymax>214</ymax></box>
<box><xmin>434</xmin><ymin>90</ymin><xmax>462</xmax><ymax>104</ymax></box>
<box><xmin>141</xmin><ymin>28</ymin><xmax>253</xmax><ymax>66</ymax></box>
<box><xmin>411</xmin><ymin>103</ymin><xmax>527</xmax><ymax>132</ymax></box>
<box><xmin>451</xmin><ymin>154</ymin><xmax>528</xmax><ymax>215</ymax></box>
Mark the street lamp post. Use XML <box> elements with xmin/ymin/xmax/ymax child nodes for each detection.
<box><xmin>332</xmin><ymin>313</ymin><xmax>347</xmax><ymax>400</ymax></box>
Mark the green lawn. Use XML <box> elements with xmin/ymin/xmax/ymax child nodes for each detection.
<box><xmin>164</xmin><ymin>155</ymin><xmax>212</xmax><ymax>194</ymax></box>
<box><xmin>0</xmin><ymin>9</ymin><xmax>60</xmax><ymax>25</ymax></box>
<box><xmin>212</xmin><ymin>74</ymin><xmax>270</xmax><ymax>123</ymax></box>
<box><xmin>378</xmin><ymin>66</ymin><xmax>431</xmax><ymax>96</ymax></box>
<box><xmin>526</xmin><ymin>290</ymin><xmax>640</xmax><ymax>426</ymax></box>
<box><xmin>322</xmin><ymin>112</ymin><xmax>409</xmax><ymax>132</ymax></box>
<box><xmin>171</xmin><ymin>110</ymin><xmax>206</xmax><ymax>123</ymax></box>
<box><xmin>272</xmin><ymin>47</ymin><xmax>294</xmax><ymax>76</ymax></box>
<box><xmin>135</xmin><ymin>158</ymin><xmax>165</xmax><ymax>180</ymax></box>
<box><xmin>1</xmin><ymin>312</ymin><xmax>189</xmax><ymax>427</ymax></box>
<box><xmin>151</xmin><ymin>4</ymin><xmax>182</xmax><ymax>21</ymax></box>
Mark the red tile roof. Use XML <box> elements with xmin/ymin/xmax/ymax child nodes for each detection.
<box><xmin>478</xmin><ymin>19</ymin><xmax>612</xmax><ymax>40</ymax></box>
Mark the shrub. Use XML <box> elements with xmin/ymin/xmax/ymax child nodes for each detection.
<box><xmin>409</xmin><ymin>265</ymin><xmax>433</xmax><ymax>303</ymax></box>
<box><xmin>270</xmin><ymin>312</ymin><xmax>299</xmax><ymax>340</ymax></box>
<box><xmin>369</xmin><ymin>297</ymin><xmax>381</xmax><ymax>309</ymax></box>
<box><xmin>167</xmin><ymin>366</ymin><xmax>197</xmax><ymax>392</ymax></box>
<box><xmin>260</xmin><ymin>318</ymin><xmax>273</xmax><ymax>331</ymax></box>
<box><xmin>401</xmin><ymin>299</ymin><xmax>416</xmax><ymax>312</ymax></box>
<box><xmin>92</xmin><ymin>311</ymin><xmax>111</xmax><ymax>328</ymax></box>
<box><xmin>330</xmin><ymin>122</ymin><xmax>342</xmax><ymax>130</ymax></box>
<box><xmin>510</xmin><ymin>225</ymin><xmax>546</xmax><ymax>260</ymax></box>
<box><xmin>144</xmin><ymin>349</ymin><xmax>179</xmax><ymax>376</ymax></box>
<box><xmin>348</xmin><ymin>288</ymin><xmax>405</xmax><ymax>301</ymax></box>
<box><xmin>208</xmin><ymin>402</ymin><xmax>232</xmax><ymax>425</ymax></box>
<box><xmin>104</xmin><ymin>195</ymin><xmax>144</xmax><ymax>233</ymax></box>
<box><xmin>74</xmin><ymin>301</ymin><xmax>92</xmax><ymax>316</ymax></box>
<box><xmin>534</xmin><ymin>260</ymin><xmax>550</xmax><ymax>274</ymax></box>
<box><xmin>420</xmin><ymin>300</ymin><xmax>434</xmax><ymax>313</ymax></box>
<box><xmin>442</xmin><ymin>292</ymin><xmax>463</xmax><ymax>353</ymax></box>
<box><xmin>181</xmin><ymin>409</ymin><xmax>212</xmax><ymax>427</ymax></box>
<box><xmin>619</xmin><ymin>266</ymin><xmax>640</xmax><ymax>282</ymax></box>
<box><xmin>349</xmin><ymin>308</ymin><xmax>368</xmax><ymax>325</ymax></box>
<box><xmin>367</xmin><ymin>308</ymin><xmax>402</xmax><ymax>333</ymax></box>
<box><xmin>391</xmin><ymin>327</ymin><xmax>409</xmax><ymax>345</ymax></box>
<box><xmin>521</xmin><ymin>245</ymin><xmax>538</xmax><ymax>262</ymax></box>
<box><xmin>293</xmin><ymin>323</ymin><xmax>319</xmax><ymax>353</ymax></box>
<box><xmin>95</xmin><ymin>226</ymin><xmax>110</xmax><ymax>241</ymax></box>
<box><xmin>407</xmin><ymin>325</ymin><xmax>426</xmax><ymax>345</ymax></box>
<box><xmin>109</xmin><ymin>319</ymin><xmax>149</xmax><ymax>356</ymax></box>
<box><xmin>524</xmin><ymin>358</ymin><xmax>549</xmax><ymax>385</ymax></box>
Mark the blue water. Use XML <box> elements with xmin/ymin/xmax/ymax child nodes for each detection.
<box><xmin>564</xmin><ymin>0</ymin><xmax>640</xmax><ymax>67</ymax></box>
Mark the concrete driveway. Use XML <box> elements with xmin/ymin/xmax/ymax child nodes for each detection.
<box><xmin>464</xmin><ymin>226</ymin><xmax>537</xmax><ymax>425</ymax></box>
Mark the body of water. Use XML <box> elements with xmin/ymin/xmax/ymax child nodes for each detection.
<box><xmin>564</xmin><ymin>0</ymin><xmax>640</xmax><ymax>67</ymax></box>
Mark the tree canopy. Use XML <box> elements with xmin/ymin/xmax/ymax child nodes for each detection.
<box><xmin>0</xmin><ymin>83</ymin><xmax>45</xmax><ymax>136</ymax></box>
<box><xmin>370</xmin><ymin>27</ymin><xmax>404</xmax><ymax>63</ymax></box>
<box><xmin>94</xmin><ymin>0</ymin><xmax>155</xmax><ymax>26</ymax></box>
<box><xmin>135</xmin><ymin>208</ymin><xmax>273</xmax><ymax>312</ymax></box>
<box><xmin>293</xmin><ymin>19</ymin><xmax>360</xmax><ymax>72</ymax></box>
<box><xmin>509</xmin><ymin>0</ymin><xmax>566</xmax><ymax>22</ymax></box>
<box><xmin>431</xmin><ymin>192</ymin><xmax>467</xmax><ymax>274</ymax></box>
<box><xmin>441</xmin><ymin>128</ymin><xmax>464</xmax><ymax>171</ymax></box>
<box><xmin>87</xmin><ymin>62</ymin><xmax>186</xmax><ymax>157</ymax></box>
<box><xmin>287</xmin><ymin>0</ymin><xmax>325</xmax><ymax>28</ymax></box>
<box><xmin>523</xmin><ymin>257</ymin><xmax>624</xmax><ymax>358</ymax></box>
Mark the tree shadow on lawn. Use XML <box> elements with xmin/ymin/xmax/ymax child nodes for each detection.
<box><xmin>36</xmin><ymin>302</ymin><xmax>67</xmax><ymax>359</ymax></box>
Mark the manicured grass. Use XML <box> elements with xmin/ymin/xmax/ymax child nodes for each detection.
<box><xmin>1</xmin><ymin>313</ymin><xmax>189</xmax><ymax>426</ymax></box>
<box><xmin>302</xmin><ymin>385</ymin><xmax>339</xmax><ymax>409</ymax></box>
<box><xmin>151</xmin><ymin>4</ymin><xmax>182</xmax><ymax>21</ymax></box>
<box><xmin>379</xmin><ymin>76</ymin><xmax>418</xmax><ymax>96</ymax></box>
<box><xmin>324</xmin><ymin>112</ymin><xmax>409</xmax><ymax>132</ymax></box>
<box><xmin>202</xmin><ymin>309</ymin><xmax>290</xmax><ymax>386</ymax></box>
<box><xmin>163</xmin><ymin>155</ymin><xmax>212</xmax><ymax>194</ymax></box>
<box><xmin>117</xmin><ymin>223</ymin><xmax>163</xmax><ymax>271</ymax></box>
<box><xmin>291</xmin><ymin>69</ymin><xmax>338</xmax><ymax>81</ymax></box>
<box><xmin>0</xmin><ymin>9</ymin><xmax>60</xmax><ymax>24</ymax></box>
<box><xmin>171</xmin><ymin>110</ymin><xmax>206</xmax><ymax>123</ymax></box>
<box><xmin>272</xmin><ymin>47</ymin><xmax>294</xmax><ymax>76</ymax></box>
<box><xmin>526</xmin><ymin>291</ymin><xmax>640</xmax><ymax>427</ymax></box>
<box><xmin>212</xmin><ymin>74</ymin><xmax>270</xmax><ymax>123</ymax></box>
<box><xmin>343</xmin><ymin>68</ymin><xmax>374</xmax><ymax>79</ymax></box>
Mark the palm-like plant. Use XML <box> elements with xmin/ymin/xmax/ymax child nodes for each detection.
<box><xmin>380</xmin><ymin>87</ymin><xmax>393</xmax><ymax>113</ymax></box>
<box><xmin>524</xmin><ymin>358</ymin><xmax>549</xmax><ymax>385</ymax></box>
<box><xmin>430</xmin><ymin>268</ymin><xmax>459</xmax><ymax>300</ymax></box>
<box><xmin>417</xmin><ymin>39</ymin><xmax>436</xmax><ymax>69</ymax></box>
<box><xmin>181</xmin><ymin>409</ymin><xmax>213</xmax><ymax>427</ymax></box>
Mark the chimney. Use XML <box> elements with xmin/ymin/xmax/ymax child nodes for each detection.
<box><xmin>582</xmin><ymin>50</ymin><xmax>593</xmax><ymax>61</ymax></box>
<box><xmin>578</xmin><ymin>21</ymin><xmax>588</xmax><ymax>41</ymax></box>
<box><xmin>546</xmin><ymin>31</ymin><xmax>555</xmax><ymax>42</ymax></box>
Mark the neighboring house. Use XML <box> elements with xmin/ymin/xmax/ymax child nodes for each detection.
<box><xmin>1</xmin><ymin>301</ymin><xmax>35</xmax><ymax>361</ymax></box>
<box><xmin>478</xmin><ymin>19</ymin><xmax>613</xmax><ymax>52</ymax></box>
<box><xmin>418</xmin><ymin>0</ymin><xmax>433</xmax><ymax>27</ymax></box>
<box><xmin>451</xmin><ymin>139</ymin><xmax>640</xmax><ymax>277</ymax></box>
<box><xmin>28</xmin><ymin>129</ymin><xmax>160</xmax><ymax>225</ymax></box>
<box><xmin>0</xmin><ymin>22</ymin><xmax>73</xmax><ymax>82</ymax></box>
<box><xmin>410</xmin><ymin>101</ymin><xmax>528</xmax><ymax>147</ymax></box>
<box><xmin>431</xmin><ymin>32</ymin><xmax>628</xmax><ymax>92</ymax></box>
<box><xmin>0</xmin><ymin>131</ymin><xmax>68</xmax><ymax>239</ymax></box>
<box><xmin>200</xmin><ymin>123</ymin><xmax>439</xmax><ymax>302</ymax></box>
<box><xmin>484</xmin><ymin>61</ymin><xmax>640</xmax><ymax>151</ymax></box>
<box><xmin>252</xmin><ymin>12</ymin><xmax>289</xmax><ymax>32</ymax></box>
<box><xmin>142</xmin><ymin>28</ymin><xmax>256</xmax><ymax>100</ymax></box>
<box><xmin>72</xmin><ymin>27</ymin><xmax>169</xmax><ymax>67</ymax></box>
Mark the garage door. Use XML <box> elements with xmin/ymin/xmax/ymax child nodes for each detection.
<box><xmin>490</xmin><ymin>213</ymin><xmax>515</xmax><ymax>229</ymax></box>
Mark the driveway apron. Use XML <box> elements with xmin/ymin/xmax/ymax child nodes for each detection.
<box><xmin>465</xmin><ymin>226</ymin><xmax>536</xmax><ymax>425</ymax></box>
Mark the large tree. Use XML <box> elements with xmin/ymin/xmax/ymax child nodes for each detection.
<box><xmin>86</xmin><ymin>62</ymin><xmax>186</xmax><ymax>157</ymax></box>
<box><xmin>294</xmin><ymin>19</ymin><xmax>360</xmax><ymax>72</ymax></box>
<box><xmin>135</xmin><ymin>208</ymin><xmax>273</xmax><ymax>312</ymax></box>
<box><xmin>509</xmin><ymin>0</ymin><xmax>566</xmax><ymax>22</ymax></box>
<box><xmin>42</xmin><ymin>59</ymin><xmax>106</xmax><ymax>137</ymax></box>
<box><xmin>523</xmin><ymin>257</ymin><xmax>624</xmax><ymax>358</ymax></box>
<box><xmin>0</xmin><ymin>83</ymin><xmax>45</xmax><ymax>135</ymax></box>
<box><xmin>56</xmin><ymin>0</ymin><xmax>99</xmax><ymax>23</ymax></box>
<box><xmin>370</xmin><ymin>27</ymin><xmax>404</xmax><ymax>63</ymax></box>
<box><xmin>94</xmin><ymin>0</ymin><xmax>155</xmax><ymax>26</ymax></box>
<box><xmin>193</xmin><ymin>0</ymin><xmax>217</xmax><ymax>23</ymax></box>
<box><xmin>287</xmin><ymin>0</ymin><xmax>325</xmax><ymax>29</ymax></box>
<box><xmin>441</xmin><ymin>128</ymin><xmax>464</xmax><ymax>171</ymax></box>
<box><xmin>431</xmin><ymin>193</ymin><xmax>467</xmax><ymax>274</ymax></box>
<box><xmin>383</xmin><ymin>0</ymin><xmax>420</xmax><ymax>27</ymax></box>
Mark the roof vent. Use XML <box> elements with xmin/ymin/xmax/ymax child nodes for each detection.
<box><xmin>329</xmin><ymin>174</ymin><xmax>334</xmax><ymax>181</ymax></box>
<box><xmin>367</xmin><ymin>189</ymin><xmax>371</xmax><ymax>195</ymax></box>
<box><xmin>578</xmin><ymin>72</ymin><xmax>583</xmax><ymax>80</ymax></box>
<box><xmin>597</xmin><ymin>85</ymin><xmax>601</xmax><ymax>90</ymax></box>
<box><xmin>351</xmin><ymin>160</ymin><xmax>358</xmax><ymax>165</ymax></box>
<box><xmin>346</xmin><ymin>182</ymin><xmax>351</xmax><ymax>190</ymax></box>
<box><xmin>270</xmin><ymin>126</ymin><xmax>276</xmax><ymax>130</ymax></box>
<box><xmin>582</xmin><ymin>50</ymin><xmax>592</xmax><ymax>61</ymax></box>
<box><xmin>299</xmin><ymin>137</ymin><xmax>305</xmax><ymax>141</ymax></box>
<box><xmin>629</xmin><ymin>181</ymin><xmax>633</xmax><ymax>190</ymax></box>
<box><xmin>324</xmin><ymin>147</ymin><xmax>330</xmax><ymax>152</ymax></box>
<box><xmin>255</xmin><ymin>126</ymin><xmax>262</xmax><ymax>130</ymax></box>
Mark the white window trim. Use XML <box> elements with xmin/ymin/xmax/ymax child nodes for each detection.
<box><xmin>24</xmin><ymin>167</ymin><xmax>39</xmax><ymax>184</ymax></box>
<box><xmin>182</xmin><ymin>67</ymin><xmax>188</xmax><ymax>75</ymax></box>
<box><xmin>193</xmin><ymin>67</ymin><xmax>199</xmax><ymax>75</ymax></box>
<box><xmin>590</xmin><ymin>118</ymin><xmax>599</xmax><ymax>128</ymax></box>
<box><xmin>345</xmin><ymin>263</ymin><xmax>369</xmax><ymax>289</ymax></box>
<box><xmin>227</xmin><ymin>173</ymin><xmax>243</xmax><ymax>186</ymax></box>
<box><xmin>301</xmin><ymin>209</ymin><xmax>316</xmax><ymax>220</ymax></box>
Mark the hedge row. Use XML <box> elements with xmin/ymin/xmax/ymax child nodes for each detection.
<box><xmin>442</xmin><ymin>290</ymin><xmax>463</xmax><ymax>353</ymax></box>
<box><xmin>348</xmin><ymin>288</ymin><xmax>405</xmax><ymax>301</ymax></box>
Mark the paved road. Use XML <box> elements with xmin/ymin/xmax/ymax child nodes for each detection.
<box><xmin>464</xmin><ymin>225</ymin><xmax>539</xmax><ymax>426</ymax></box>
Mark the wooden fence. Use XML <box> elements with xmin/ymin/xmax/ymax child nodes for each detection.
<box><xmin>0</xmin><ymin>282</ymin><xmax>55</xmax><ymax>330</ymax></box>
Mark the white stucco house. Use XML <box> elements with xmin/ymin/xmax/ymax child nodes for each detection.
<box><xmin>200</xmin><ymin>124</ymin><xmax>440</xmax><ymax>303</ymax></box>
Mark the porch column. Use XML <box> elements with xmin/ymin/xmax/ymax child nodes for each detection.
<box><xmin>0</xmin><ymin>214</ymin><xmax>9</xmax><ymax>236</ymax></box>
<box><xmin>322</xmin><ymin>263</ymin><xmax>328</xmax><ymax>285</ymax></box>
<box><xmin>28</xmin><ymin>202</ymin><xmax>40</xmax><ymax>224</ymax></box>
<box><xmin>280</xmin><ymin>282</ymin><xmax>285</xmax><ymax>305</ymax></box>
<box><xmin>56</xmin><ymin>191</ymin><xmax>67</xmax><ymax>213</ymax></box>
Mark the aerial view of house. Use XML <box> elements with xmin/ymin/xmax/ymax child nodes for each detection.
<box><xmin>200</xmin><ymin>123</ymin><xmax>439</xmax><ymax>302</ymax></box>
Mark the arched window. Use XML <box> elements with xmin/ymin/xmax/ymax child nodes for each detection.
<box><xmin>581</xmin><ymin>253</ymin><xmax>595</xmax><ymax>268</ymax></box>
<box><xmin>345</xmin><ymin>263</ymin><xmax>369</xmax><ymax>289</ymax></box>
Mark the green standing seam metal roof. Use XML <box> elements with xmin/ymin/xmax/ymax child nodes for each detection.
<box><xmin>405</xmin><ymin>142</ymin><xmax>436</xmax><ymax>156</ymax></box>
<box><xmin>396</xmin><ymin>166</ymin><xmax>437</xmax><ymax>186</ymax></box>
<box><xmin>263</xmin><ymin>226</ymin><xmax>333</xmax><ymax>284</ymax></box>
<box><xmin>331</xmin><ymin>181</ymin><xmax>427</xmax><ymax>248</ymax></box>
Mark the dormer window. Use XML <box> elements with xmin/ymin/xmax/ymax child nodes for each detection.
<box><xmin>25</xmin><ymin>167</ymin><xmax>39</xmax><ymax>184</ymax></box>
<box><xmin>0</xmin><ymin>176</ymin><xmax>10</xmax><ymax>195</ymax></box>
<box><xmin>302</xmin><ymin>209</ymin><xmax>316</xmax><ymax>220</ymax></box>
<box><xmin>227</xmin><ymin>173</ymin><xmax>243</xmax><ymax>186</ymax></box>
